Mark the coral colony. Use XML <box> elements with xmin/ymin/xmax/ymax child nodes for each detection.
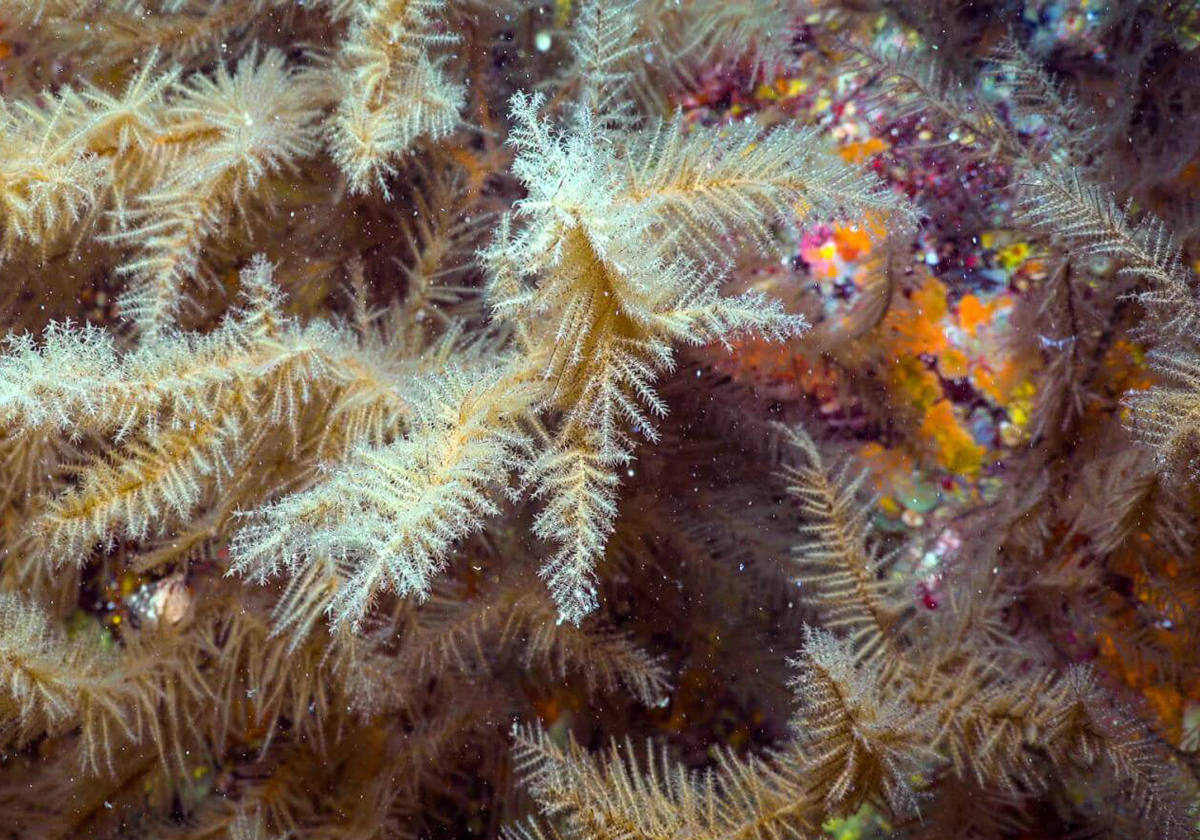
<box><xmin>0</xmin><ymin>1</ymin><xmax>1198</xmax><ymax>838</ymax></box>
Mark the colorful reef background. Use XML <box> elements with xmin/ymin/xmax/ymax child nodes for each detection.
<box><xmin>0</xmin><ymin>1</ymin><xmax>1199</xmax><ymax>839</ymax></box>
